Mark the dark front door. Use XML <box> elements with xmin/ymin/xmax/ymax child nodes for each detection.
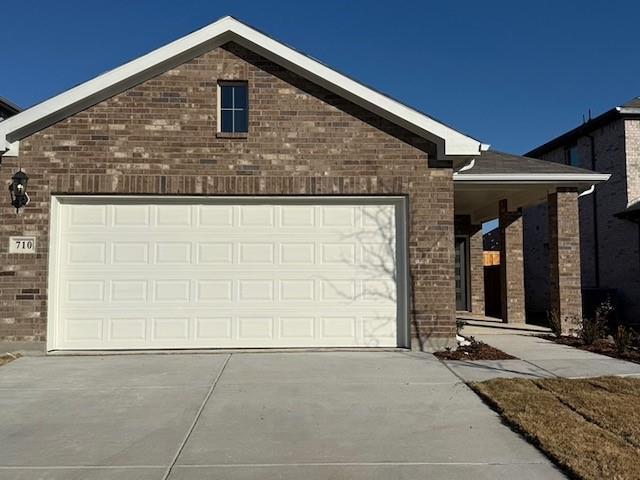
<box><xmin>455</xmin><ymin>236</ymin><xmax>469</xmax><ymax>311</ymax></box>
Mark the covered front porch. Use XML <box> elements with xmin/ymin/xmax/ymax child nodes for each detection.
<box><xmin>452</xmin><ymin>150</ymin><xmax>609</xmax><ymax>333</ymax></box>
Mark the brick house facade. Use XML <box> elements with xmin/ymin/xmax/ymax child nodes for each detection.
<box><xmin>524</xmin><ymin>100</ymin><xmax>640</xmax><ymax>324</ymax></box>
<box><xmin>0</xmin><ymin>24</ymin><xmax>463</xmax><ymax>350</ymax></box>
<box><xmin>0</xmin><ymin>17</ymin><xmax>607</xmax><ymax>351</ymax></box>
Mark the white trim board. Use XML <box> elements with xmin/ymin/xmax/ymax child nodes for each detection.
<box><xmin>0</xmin><ymin>16</ymin><xmax>484</xmax><ymax>159</ymax></box>
<box><xmin>453</xmin><ymin>173</ymin><xmax>611</xmax><ymax>183</ymax></box>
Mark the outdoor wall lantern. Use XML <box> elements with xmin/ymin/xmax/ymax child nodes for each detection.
<box><xmin>8</xmin><ymin>170</ymin><xmax>29</xmax><ymax>213</ymax></box>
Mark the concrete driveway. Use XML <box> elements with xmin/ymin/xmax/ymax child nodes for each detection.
<box><xmin>0</xmin><ymin>352</ymin><xmax>565</xmax><ymax>479</ymax></box>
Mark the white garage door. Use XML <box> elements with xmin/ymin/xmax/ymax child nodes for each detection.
<box><xmin>48</xmin><ymin>197</ymin><xmax>405</xmax><ymax>350</ymax></box>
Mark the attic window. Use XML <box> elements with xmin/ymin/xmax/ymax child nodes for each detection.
<box><xmin>218</xmin><ymin>82</ymin><xmax>248</xmax><ymax>134</ymax></box>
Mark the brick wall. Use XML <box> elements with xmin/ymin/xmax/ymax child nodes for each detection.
<box><xmin>524</xmin><ymin>118</ymin><xmax>640</xmax><ymax>323</ymax></box>
<box><xmin>499</xmin><ymin>201</ymin><xmax>525</xmax><ymax>323</ymax></box>
<box><xmin>626</xmin><ymin>120</ymin><xmax>640</xmax><ymax>206</ymax></box>
<box><xmin>0</xmin><ymin>42</ymin><xmax>456</xmax><ymax>349</ymax></box>
<box><xmin>548</xmin><ymin>190</ymin><xmax>582</xmax><ymax>333</ymax></box>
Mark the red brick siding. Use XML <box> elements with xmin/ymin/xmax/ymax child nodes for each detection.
<box><xmin>0</xmin><ymin>43</ymin><xmax>456</xmax><ymax>348</ymax></box>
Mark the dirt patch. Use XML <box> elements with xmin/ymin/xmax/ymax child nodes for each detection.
<box><xmin>0</xmin><ymin>353</ymin><xmax>21</xmax><ymax>367</ymax></box>
<box><xmin>434</xmin><ymin>338</ymin><xmax>516</xmax><ymax>361</ymax></box>
<box><xmin>472</xmin><ymin>376</ymin><xmax>640</xmax><ymax>480</ymax></box>
<box><xmin>541</xmin><ymin>335</ymin><xmax>640</xmax><ymax>364</ymax></box>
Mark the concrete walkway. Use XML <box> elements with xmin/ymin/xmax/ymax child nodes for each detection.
<box><xmin>0</xmin><ymin>352</ymin><xmax>565</xmax><ymax>479</ymax></box>
<box><xmin>445</xmin><ymin>333</ymin><xmax>640</xmax><ymax>382</ymax></box>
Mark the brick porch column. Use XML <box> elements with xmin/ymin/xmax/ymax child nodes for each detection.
<box><xmin>469</xmin><ymin>225</ymin><xmax>485</xmax><ymax>315</ymax></box>
<box><xmin>499</xmin><ymin>199</ymin><xmax>526</xmax><ymax>323</ymax></box>
<box><xmin>548</xmin><ymin>189</ymin><xmax>582</xmax><ymax>334</ymax></box>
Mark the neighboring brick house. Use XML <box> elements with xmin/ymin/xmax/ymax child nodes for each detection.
<box><xmin>524</xmin><ymin>98</ymin><xmax>640</xmax><ymax>325</ymax></box>
<box><xmin>0</xmin><ymin>17</ymin><xmax>608</xmax><ymax>352</ymax></box>
<box><xmin>0</xmin><ymin>97</ymin><xmax>21</xmax><ymax>122</ymax></box>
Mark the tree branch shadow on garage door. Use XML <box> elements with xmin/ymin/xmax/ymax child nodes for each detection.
<box><xmin>318</xmin><ymin>204</ymin><xmax>449</xmax><ymax>351</ymax></box>
<box><xmin>318</xmin><ymin>205</ymin><xmax>400</xmax><ymax>347</ymax></box>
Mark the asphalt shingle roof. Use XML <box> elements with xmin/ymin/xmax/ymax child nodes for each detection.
<box><xmin>453</xmin><ymin>149</ymin><xmax>601</xmax><ymax>176</ymax></box>
<box><xmin>622</xmin><ymin>97</ymin><xmax>640</xmax><ymax>109</ymax></box>
<box><xmin>615</xmin><ymin>200</ymin><xmax>640</xmax><ymax>223</ymax></box>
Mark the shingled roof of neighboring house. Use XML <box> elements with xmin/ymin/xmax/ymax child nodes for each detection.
<box><xmin>452</xmin><ymin>149</ymin><xmax>608</xmax><ymax>180</ymax></box>
<box><xmin>0</xmin><ymin>97</ymin><xmax>21</xmax><ymax>118</ymax></box>
<box><xmin>621</xmin><ymin>97</ymin><xmax>640</xmax><ymax>109</ymax></box>
<box><xmin>615</xmin><ymin>200</ymin><xmax>640</xmax><ymax>224</ymax></box>
<box><xmin>526</xmin><ymin>97</ymin><xmax>640</xmax><ymax>158</ymax></box>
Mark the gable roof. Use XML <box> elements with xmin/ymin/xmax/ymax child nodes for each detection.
<box><xmin>526</xmin><ymin>96</ymin><xmax>640</xmax><ymax>158</ymax></box>
<box><xmin>0</xmin><ymin>16</ymin><xmax>486</xmax><ymax>159</ymax></box>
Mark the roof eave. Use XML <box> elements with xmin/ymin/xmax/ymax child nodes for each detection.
<box><xmin>453</xmin><ymin>173</ymin><xmax>611</xmax><ymax>185</ymax></box>
<box><xmin>526</xmin><ymin>106</ymin><xmax>640</xmax><ymax>158</ymax></box>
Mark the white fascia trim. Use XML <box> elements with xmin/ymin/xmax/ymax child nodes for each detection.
<box><xmin>0</xmin><ymin>16</ymin><xmax>483</xmax><ymax>157</ymax></box>
<box><xmin>1</xmin><ymin>140</ymin><xmax>19</xmax><ymax>157</ymax></box>
<box><xmin>453</xmin><ymin>173</ymin><xmax>611</xmax><ymax>183</ymax></box>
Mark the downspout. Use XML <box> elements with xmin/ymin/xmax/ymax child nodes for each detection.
<box><xmin>585</xmin><ymin>134</ymin><xmax>600</xmax><ymax>287</ymax></box>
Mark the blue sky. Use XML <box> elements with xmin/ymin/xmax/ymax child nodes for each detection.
<box><xmin>2</xmin><ymin>1</ymin><xmax>639</xmax><ymax>155</ymax></box>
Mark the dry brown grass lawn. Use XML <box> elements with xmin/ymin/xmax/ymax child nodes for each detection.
<box><xmin>0</xmin><ymin>353</ymin><xmax>21</xmax><ymax>367</ymax></box>
<box><xmin>472</xmin><ymin>377</ymin><xmax>640</xmax><ymax>480</ymax></box>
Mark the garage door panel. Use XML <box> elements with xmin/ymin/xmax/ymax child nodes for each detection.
<box><xmin>69</xmin><ymin>204</ymin><xmax>107</xmax><ymax>227</ymax></box>
<box><xmin>363</xmin><ymin>316</ymin><xmax>397</xmax><ymax>346</ymax></box>
<box><xmin>238</xmin><ymin>280</ymin><xmax>274</xmax><ymax>301</ymax></box>
<box><xmin>279</xmin><ymin>317</ymin><xmax>315</xmax><ymax>339</ymax></box>
<box><xmin>196</xmin><ymin>280</ymin><xmax>233</xmax><ymax>302</ymax></box>
<box><xmin>321</xmin><ymin>316</ymin><xmax>356</xmax><ymax>338</ymax></box>
<box><xmin>109</xmin><ymin>317</ymin><xmax>147</xmax><ymax>342</ymax></box>
<box><xmin>195</xmin><ymin>317</ymin><xmax>233</xmax><ymax>340</ymax></box>
<box><xmin>239</xmin><ymin>205</ymin><xmax>275</xmax><ymax>227</ymax></box>
<box><xmin>280</xmin><ymin>205</ymin><xmax>315</xmax><ymax>227</ymax></box>
<box><xmin>155</xmin><ymin>242</ymin><xmax>192</xmax><ymax>264</ymax></box>
<box><xmin>238</xmin><ymin>243</ymin><xmax>274</xmax><ymax>264</ymax></box>
<box><xmin>197</xmin><ymin>205</ymin><xmax>233</xmax><ymax>227</ymax></box>
<box><xmin>280</xmin><ymin>243</ymin><xmax>315</xmax><ymax>264</ymax></box>
<box><xmin>113</xmin><ymin>205</ymin><xmax>151</xmax><ymax>226</ymax></box>
<box><xmin>51</xmin><ymin>199</ymin><xmax>402</xmax><ymax>350</ymax></box>
<box><xmin>154</xmin><ymin>280</ymin><xmax>191</xmax><ymax>302</ymax></box>
<box><xmin>67</xmin><ymin>242</ymin><xmax>107</xmax><ymax>265</ymax></box>
<box><xmin>198</xmin><ymin>243</ymin><xmax>234</xmax><ymax>264</ymax></box>
<box><xmin>156</xmin><ymin>205</ymin><xmax>192</xmax><ymax>226</ymax></box>
<box><xmin>151</xmin><ymin>317</ymin><xmax>190</xmax><ymax>341</ymax></box>
<box><xmin>238</xmin><ymin>317</ymin><xmax>274</xmax><ymax>340</ymax></box>
<box><xmin>64</xmin><ymin>317</ymin><xmax>105</xmax><ymax>342</ymax></box>
<box><xmin>111</xmin><ymin>280</ymin><xmax>148</xmax><ymax>302</ymax></box>
<box><xmin>279</xmin><ymin>280</ymin><xmax>315</xmax><ymax>301</ymax></box>
<box><xmin>362</xmin><ymin>279</ymin><xmax>397</xmax><ymax>302</ymax></box>
<box><xmin>112</xmin><ymin>242</ymin><xmax>149</xmax><ymax>264</ymax></box>
<box><xmin>320</xmin><ymin>206</ymin><xmax>356</xmax><ymax>227</ymax></box>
